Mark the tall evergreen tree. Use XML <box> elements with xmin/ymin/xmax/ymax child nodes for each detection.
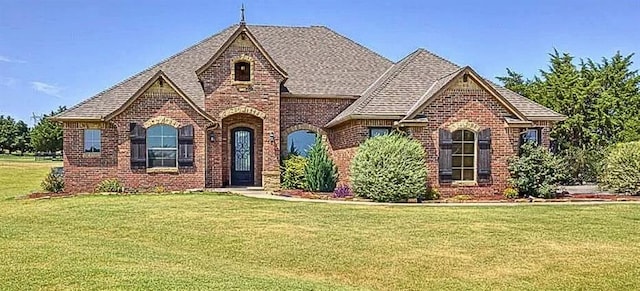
<box><xmin>498</xmin><ymin>50</ymin><xmax>640</xmax><ymax>183</ymax></box>
<box><xmin>304</xmin><ymin>136</ymin><xmax>338</xmax><ymax>192</ymax></box>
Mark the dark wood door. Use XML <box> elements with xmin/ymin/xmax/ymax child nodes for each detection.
<box><xmin>231</xmin><ymin>127</ymin><xmax>254</xmax><ymax>186</ymax></box>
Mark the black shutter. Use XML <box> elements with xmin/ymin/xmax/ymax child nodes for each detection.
<box><xmin>178</xmin><ymin>124</ymin><xmax>194</xmax><ymax>167</ymax></box>
<box><xmin>438</xmin><ymin>129</ymin><xmax>453</xmax><ymax>183</ymax></box>
<box><xmin>130</xmin><ymin>123</ymin><xmax>146</xmax><ymax>168</ymax></box>
<box><xmin>477</xmin><ymin>128</ymin><xmax>491</xmax><ymax>183</ymax></box>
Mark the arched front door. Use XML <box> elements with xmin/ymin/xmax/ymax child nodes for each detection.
<box><xmin>231</xmin><ymin>127</ymin><xmax>254</xmax><ymax>186</ymax></box>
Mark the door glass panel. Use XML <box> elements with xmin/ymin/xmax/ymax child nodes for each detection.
<box><xmin>234</xmin><ymin>130</ymin><xmax>251</xmax><ymax>172</ymax></box>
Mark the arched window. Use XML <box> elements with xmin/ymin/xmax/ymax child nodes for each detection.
<box><xmin>452</xmin><ymin>129</ymin><xmax>475</xmax><ymax>181</ymax></box>
<box><xmin>147</xmin><ymin>124</ymin><xmax>178</xmax><ymax>168</ymax></box>
<box><xmin>234</xmin><ymin>61</ymin><xmax>251</xmax><ymax>82</ymax></box>
<box><xmin>286</xmin><ymin>130</ymin><xmax>317</xmax><ymax>157</ymax></box>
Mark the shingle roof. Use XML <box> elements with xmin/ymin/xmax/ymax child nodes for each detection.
<box><xmin>326</xmin><ymin>48</ymin><xmax>564</xmax><ymax>126</ymax></box>
<box><xmin>56</xmin><ymin>24</ymin><xmax>393</xmax><ymax>119</ymax></box>
<box><xmin>56</xmin><ymin>23</ymin><xmax>563</xmax><ymax>124</ymax></box>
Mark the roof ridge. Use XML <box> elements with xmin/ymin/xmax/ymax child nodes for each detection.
<box><xmin>317</xmin><ymin>26</ymin><xmax>393</xmax><ymax>64</ymax></box>
<box><xmin>416</xmin><ymin>47</ymin><xmax>461</xmax><ymax>69</ymax></box>
<box><xmin>58</xmin><ymin>25</ymin><xmax>238</xmax><ymax>117</ymax></box>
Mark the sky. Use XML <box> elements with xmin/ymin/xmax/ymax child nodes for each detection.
<box><xmin>1</xmin><ymin>0</ymin><xmax>638</xmax><ymax>125</ymax></box>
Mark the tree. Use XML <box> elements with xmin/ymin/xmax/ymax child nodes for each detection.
<box><xmin>0</xmin><ymin>115</ymin><xmax>17</xmax><ymax>153</ymax></box>
<box><xmin>12</xmin><ymin>120</ymin><xmax>31</xmax><ymax>155</ymax></box>
<box><xmin>304</xmin><ymin>136</ymin><xmax>338</xmax><ymax>192</ymax></box>
<box><xmin>498</xmin><ymin>50</ymin><xmax>640</xmax><ymax>183</ymax></box>
<box><xmin>31</xmin><ymin>106</ymin><xmax>66</xmax><ymax>154</ymax></box>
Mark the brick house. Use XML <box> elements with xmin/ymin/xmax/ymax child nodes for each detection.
<box><xmin>53</xmin><ymin>23</ymin><xmax>564</xmax><ymax>197</ymax></box>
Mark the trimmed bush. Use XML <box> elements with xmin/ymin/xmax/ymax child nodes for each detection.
<box><xmin>41</xmin><ymin>168</ymin><xmax>64</xmax><ymax>193</ymax></box>
<box><xmin>304</xmin><ymin>136</ymin><xmax>338</xmax><ymax>192</ymax></box>
<box><xmin>508</xmin><ymin>143</ymin><xmax>567</xmax><ymax>198</ymax></box>
<box><xmin>600</xmin><ymin>141</ymin><xmax>640</xmax><ymax>195</ymax></box>
<box><xmin>350</xmin><ymin>133</ymin><xmax>427</xmax><ymax>202</ymax></box>
<box><xmin>281</xmin><ymin>155</ymin><xmax>308</xmax><ymax>190</ymax></box>
<box><xmin>96</xmin><ymin>179</ymin><xmax>124</xmax><ymax>193</ymax></box>
<box><xmin>503</xmin><ymin>187</ymin><xmax>519</xmax><ymax>199</ymax></box>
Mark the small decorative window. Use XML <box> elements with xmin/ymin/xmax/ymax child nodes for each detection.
<box><xmin>452</xmin><ymin>130</ymin><xmax>475</xmax><ymax>181</ymax></box>
<box><xmin>369</xmin><ymin>127</ymin><xmax>390</xmax><ymax>138</ymax></box>
<box><xmin>147</xmin><ymin>125</ymin><xmax>178</xmax><ymax>168</ymax></box>
<box><xmin>234</xmin><ymin>61</ymin><xmax>251</xmax><ymax>82</ymax></box>
<box><xmin>520</xmin><ymin>128</ymin><xmax>541</xmax><ymax>146</ymax></box>
<box><xmin>83</xmin><ymin>129</ymin><xmax>101</xmax><ymax>153</ymax></box>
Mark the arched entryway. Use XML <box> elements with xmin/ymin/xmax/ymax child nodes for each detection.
<box><xmin>221</xmin><ymin>113</ymin><xmax>263</xmax><ymax>186</ymax></box>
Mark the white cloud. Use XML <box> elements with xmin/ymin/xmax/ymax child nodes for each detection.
<box><xmin>0</xmin><ymin>55</ymin><xmax>26</xmax><ymax>63</ymax></box>
<box><xmin>0</xmin><ymin>77</ymin><xmax>18</xmax><ymax>87</ymax></box>
<box><xmin>31</xmin><ymin>81</ymin><xmax>63</xmax><ymax>98</ymax></box>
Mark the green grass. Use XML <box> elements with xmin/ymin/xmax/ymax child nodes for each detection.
<box><xmin>0</xmin><ymin>155</ymin><xmax>61</xmax><ymax>200</ymax></box>
<box><xmin>1</xmin><ymin>157</ymin><xmax>640</xmax><ymax>290</ymax></box>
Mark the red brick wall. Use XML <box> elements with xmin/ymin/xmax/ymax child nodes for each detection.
<box><xmin>63</xmin><ymin>82</ymin><xmax>214</xmax><ymax>193</ymax></box>
<box><xmin>62</xmin><ymin>122</ymin><xmax>118</xmax><ymax>192</ymax></box>
<box><xmin>280</xmin><ymin>97</ymin><xmax>353</xmax><ymax>133</ymax></box>
<box><xmin>200</xmin><ymin>32</ymin><xmax>284</xmax><ymax>187</ymax></box>
<box><xmin>409</xmin><ymin>77</ymin><xmax>522</xmax><ymax>198</ymax></box>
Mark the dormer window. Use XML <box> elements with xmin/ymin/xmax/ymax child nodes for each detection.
<box><xmin>234</xmin><ymin>62</ymin><xmax>251</xmax><ymax>82</ymax></box>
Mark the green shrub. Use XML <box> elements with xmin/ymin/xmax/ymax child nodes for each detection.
<box><xmin>41</xmin><ymin>168</ymin><xmax>64</xmax><ymax>193</ymax></box>
<box><xmin>503</xmin><ymin>187</ymin><xmax>519</xmax><ymax>199</ymax></box>
<box><xmin>96</xmin><ymin>178</ymin><xmax>124</xmax><ymax>193</ymax></box>
<box><xmin>350</xmin><ymin>134</ymin><xmax>427</xmax><ymax>202</ymax></box>
<box><xmin>281</xmin><ymin>155</ymin><xmax>308</xmax><ymax>190</ymax></box>
<box><xmin>304</xmin><ymin>136</ymin><xmax>338</xmax><ymax>192</ymax></box>
<box><xmin>600</xmin><ymin>141</ymin><xmax>640</xmax><ymax>195</ymax></box>
<box><xmin>508</xmin><ymin>143</ymin><xmax>567</xmax><ymax>199</ymax></box>
<box><xmin>560</xmin><ymin>147</ymin><xmax>603</xmax><ymax>184</ymax></box>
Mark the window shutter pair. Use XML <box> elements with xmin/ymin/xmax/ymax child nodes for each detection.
<box><xmin>178</xmin><ymin>125</ymin><xmax>194</xmax><ymax>167</ymax></box>
<box><xmin>438</xmin><ymin>128</ymin><xmax>491</xmax><ymax>183</ymax></box>
<box><xmin>129</xmin><ymin>123</ymin><xmax>195</xmax><ymax>168</ymax></box>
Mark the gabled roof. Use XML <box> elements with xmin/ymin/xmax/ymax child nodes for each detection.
<box><xmin>103</xmin><ymin>70</ymin><xmax>217</xmax><ymax>123</ymax></box>
<box><xmin>327</xmin><ymin>48</ymin><xmax>462</xmax><ymax>127</ymax></box>
<box><xmin>55</xmin><ymin>25</ymin><xmax>393</xmax><ymax>120</ymax></box>
<box><xmin>326</xmin><ymin>48</ymin><xmax>565</xmax><ymax>127</ymax></box>
<box><xmin>404</xmin><ymin>66</ymin><xmax>527</xmax><ymax>121</ymax></box>
<box><xmin>195</xmin><ymin>24</ymin><xmax>287</xmax><ymax>79</ymax></box>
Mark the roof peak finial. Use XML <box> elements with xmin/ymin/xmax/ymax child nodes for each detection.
<box><xmin>240</xmin><ymin>4</ymin><xmax>246</xmax><ymax>25</ymax></box>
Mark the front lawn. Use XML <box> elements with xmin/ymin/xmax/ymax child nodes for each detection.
<box><xmin>1</xmin><ymin>157</ymin><xmax>639</xmax><ymax>290</ymax></box>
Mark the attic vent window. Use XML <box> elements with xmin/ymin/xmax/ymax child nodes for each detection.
<box><xmin>234</xmin><ymin>62</ymin><xmax>251</xmax><ymax>82</ymax></box>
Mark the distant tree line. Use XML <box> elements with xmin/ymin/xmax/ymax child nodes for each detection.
<box><xmin>0</xmin><ymin>106</ymin><xmax>66</xmax><ymax>155</ymax></box>
<box><xmin>498</xmin><ymin>50</ymin><xmax>640</xmax><ymax>183</ymax></box>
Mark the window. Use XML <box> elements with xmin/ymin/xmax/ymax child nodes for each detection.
<box><xmin>234</xmin><ymin>61</ymin><xmax>251</xmax><ymax>81</ymax></box>
<box><xmin>520</xmin><ymin>128</ymin><xmax>541</xmax><ymax>146</ymax></box>
<box><xmin>452</xmin><ymin>130</ymin><xmax>475</xmax><ymax>181</ymax></box>
<box><xmin>286</xmin><ymin>130</ymin><xmax>317</xmax><ymax>157</ymax></box>
<box><xmin>147</xmin><ymin>125</ymin><xmax>178</xmax><ymax>168</ymax></box>
<box><xmin>369</xmin><ymin>127</ymin><xmax>390</xmax><ymax>138</ymax></box>
<box><xmin>83</xmin><ymin>129</ymin><xmax>101</xmax><ymax>153</ymax></box>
